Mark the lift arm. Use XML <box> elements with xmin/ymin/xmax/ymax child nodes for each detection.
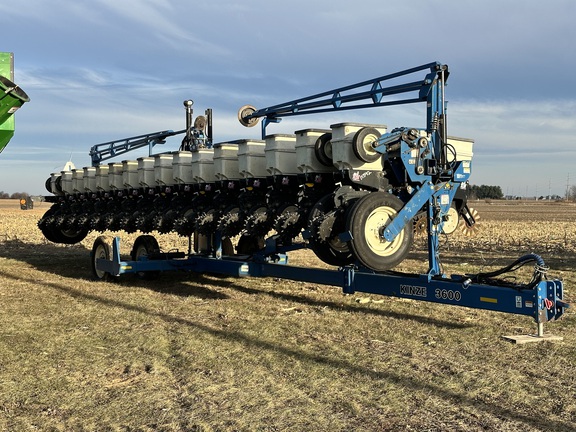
<box><xmin>238</xmin><ymin>61</ymin><xmax>448</xmax><ymax>140</ymax></box>
<box><xmin>89</xmin><ymin>129</ymin><xmax>185</xmax><ymax>166</ymax></box>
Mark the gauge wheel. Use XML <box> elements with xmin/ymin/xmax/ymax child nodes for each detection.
<box><xmin>352</xmin><ymin>127</ymin><xmax>382</xmax><ymax>163</ymax></box>
<box><xmin>39</xmin><ymin>207</ymin><xmax>89</xmax><ymax>244</ymax></box>
<box><xmin>90</xmin><ymin>236</ymin><xmax>114</xmax><ymax>281</ymax></box>
<box><xmin>314</xmin><ymin>133</ymin><xmax>334</xmax><ymax>167</ymax></box>
<box><xmin>346</xmin><ymin>192</ymin><xmax>413</xmax><ymax>271</ymax></box>
<box><xmin>441</xmin><ymin>204</ymin><xmax>460</xmax><ymax>235</ymax></box>
<box><xmin>130</xmin><ymin>235</ymin><xmax>161</xmax><ymax>280</ymax></box>
<box><xmin>307</xmin><ymin>194</ymin><xmax>354</xmax><ymax>266</ymax></box>
<box><xmin>51</xmin><ymin>225</ymin><xmax>89</xmax><ymax>244</ymax></box>
<box><xmin>236</xmin><ymin>235</ymin><xmax>265</xmax><ymax>255</ymax></box>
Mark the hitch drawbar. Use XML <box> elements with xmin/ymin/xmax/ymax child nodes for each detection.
<box><xmin>92</xmin><ymin>236</ymin><xmax>568</xmax><ymax>340</ymax></box>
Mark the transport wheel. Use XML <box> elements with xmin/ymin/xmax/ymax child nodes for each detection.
<box><xmin>314</xmin><ymin>133</ymin><xmax>334</xmax><ymax>167</ymax></box>
<box><xmin>130</xmin><ymin>235</ymin><xmax>160</xmax><ymax>280</ymax></box>
<box><xmin>346</xmin><ymin>192</ymin><xmax>413</xmax><ymax>271</ymax></box>
<box><xmin>352</xmin><ymin>127</ymin><xmax>381</xmax><ymax>163</ymax></box>
<box><xmin>307</xmin><ymin>194</ymin><xmax>354</xmax><ymax>266</ymax></box>
<box><xmin>441</xmin><ymin>204</ymin><xmax>460</xmax><ymax>235</ymax></box>
<box><xmin>90</xmin><ymin>236</ymin><xmax>114</xmax><ymax>281</ymax></box>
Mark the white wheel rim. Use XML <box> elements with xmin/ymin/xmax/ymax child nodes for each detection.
<box><xmin>362</xmin><ymin>133</ymin><xmax>379</xmax><ymax>158</ymax></box>
<box><xmin>135</xmin><ymin>245</ymin><xmax>148</xmax><ymax>259</ymax></box>
<box><xmin>328</xmin><ymin>236</ymin><xmax>349</xmax><ymax>253</ymax></box>
<box><xmin>442</xmin><ymin>206</ymin><xmax>459</xmax><ymax>234</ymax></box>
<box><xmin>363</xmin><ymin>206</ymin><xmax>403</xmax><ymax>257</ymax></box>
<box><xmin>324</xmin><ymin>141</ymin><xmax>333</xmax><ymax>159</ymax></box>
<box><xmin>94</xmin><ymin>244</ymin><xmax>108</xmax><ymax>279</ymax></box>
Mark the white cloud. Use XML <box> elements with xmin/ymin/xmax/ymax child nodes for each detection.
<box><xmin>2</xmin><ymin>0</ymin><xmax>576</xmax><ymax>196</ymax></box>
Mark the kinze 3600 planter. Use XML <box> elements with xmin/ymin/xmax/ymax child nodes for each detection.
<box><xmin>38</xmin><ymin>62</ymin><xmax>568</xmax><ymax>340</ymax></box>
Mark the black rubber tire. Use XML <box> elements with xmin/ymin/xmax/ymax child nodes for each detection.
<box><xmin>352</xmin><ymin>127</ymin><xmax>382</xmax><ymax>163</ymax></box>
<box><xmin>44</xmin><ymin>177</ymin><xmax>53</xmax><ymax>194</ymax></box>
<box><xmin>307</xmin><ymin>194</ymin><xmax>354</xmax><ymax>266</ymax></box>
<box><xmin>55</xmin><ymin>226</ymin><xmax>89</xmax><ymax>244</ymax></box>
<box><xmin>90</xmin><ymin>236</ymin><xmax>114</xmax><ymax>281</ymax></box>
<box><xmin>38</xmin><ymin>206</ymin><xmax>89</xmax><ymax>244</ymax></box>
<box><xmin>54</xmin><ymin>176</ymin><xmax>63</xmax><ymax>194</ymax></box>
<box><xmin>131</xmin><ymin>235</ymin><xmax>161</xmax><ymax>280</ymax></box>
<box><xmin>314</xmin><ymin>133</ymin><xmax>334</xmax><ymax>167</ymax></box>
<box><xmin>39</xmin><ymin>225</ymin><xmax>59</xmax><ymax>243</ymax></box>
<box><xmin>236</xmin><ymin>235</ymin><xmax>264</xmax><ymax>255</ymax></box>
<box><xmin>346</xmin><ymin>192</ymin><xmax>413</xmax><ymax>271</ymax></box>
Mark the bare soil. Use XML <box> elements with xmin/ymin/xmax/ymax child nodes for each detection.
<box><xmin>0</xmin><ymin>199</ymin><xmax>574</xmax><ymax>431</ymax></box>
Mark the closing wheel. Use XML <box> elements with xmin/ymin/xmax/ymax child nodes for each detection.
<box><xmin>412</xmin><ymin>212</ymin><xmax>427</xmax><ymax>237</ymax></box>
<box><xmin>307</xmin><ymin>194</ymin><xmax>354</xmax><ymax>266</ymax></box>
<box><xmin>346</xmin><ymin>192</ymin><xmax>413</xmax><ymax>271</ymax></box>
<box><xmin>314</xmin><ymin>133</ymin><xmax>334</xmax><ymax>167</ymax></box>
<box><xmin>90</xmin><ymin>236</ymin><xmax>114</xmax><ymax>281</ymax></box>
<box><xmin>461</xmin><ymin>206</ymin><xmax>481</xmax><ymax>237</ymax></box>
<box><xmin>130</xmin><ymin>235</ymin><xmax>160</xmax><ymax>280</ymax></box>
<box><xmin>352</xmin><ymin>127</ymin><xmax>382</xmax><ymax>163</ymax></box>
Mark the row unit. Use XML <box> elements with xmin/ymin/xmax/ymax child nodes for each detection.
<box><xmin>48</xmin><ymin>122</ymin><xmax>473</xmax><ymax>196</ymax></box>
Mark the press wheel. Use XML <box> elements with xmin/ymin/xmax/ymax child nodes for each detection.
<box><xmin>346</xmin><ymin>192</ymin><xmax>413</xmax><ymax>271</ymax></box>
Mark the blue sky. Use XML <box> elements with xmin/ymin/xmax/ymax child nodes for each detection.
<box><xmin>2</xmin><ymin>0</ymin><xmax>575</xmax><ymax>197</ymax></box>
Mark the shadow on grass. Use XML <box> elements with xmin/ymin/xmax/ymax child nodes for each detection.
<box><xmin>217</xmin><ymin>276</ymin><xmax>472</xmax><ymax>330</ymax></box>
<box><xmin>0</xmin><ymin>239</ymin><xmax>229</xmax><ymax>301</ymax></box>
<box><xmin>0</xmin><ymin>268</ymin><xmax>571</xmax><ymax>432</ymax></box>
<box><xmin>0</xmin><ymin>239</ymin><xmax>473</xmax><ymax>329</ymax></box>
<box><xmin>408</xmin><ymin>245</ymin><xmax>576</xmax><ymax>277</ymax></box>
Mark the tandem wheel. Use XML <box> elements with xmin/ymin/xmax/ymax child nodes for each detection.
<box><xmin>131</xmin><ymin>235</ymin><xmax>161</xmax><ymax>280</ymax></box>
<box><xmin>90</xmin><ymin>236</ymin><xmax>116</xmax><ymax>281</ymax></box>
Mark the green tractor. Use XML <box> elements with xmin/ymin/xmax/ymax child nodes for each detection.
<box><xmin>0</xmin><ymin>52</ymin><xmax>29</xmax><ymax>154</ymax></box>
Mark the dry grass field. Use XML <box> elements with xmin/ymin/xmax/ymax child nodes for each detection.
<box><xmin>0</xmin><ymin>199</ymin><xmax>575</xmax><ymax>431</ymax></box>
